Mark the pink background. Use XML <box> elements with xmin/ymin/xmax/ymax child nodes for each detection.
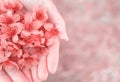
<box><xmin>46</xmin><ymin>0</ymin><xmax>120</xmax><ymax>82</ymax></box>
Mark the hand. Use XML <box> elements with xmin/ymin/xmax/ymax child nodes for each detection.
<box><xmin>0</xmin><ymin>0</ymin><xmax>68</xmax><ymax>82</ymax></box>
<box><xmin>19</xmin><ymin>0</ymin><xmax>68</xmax><ymax>82</ymax></box>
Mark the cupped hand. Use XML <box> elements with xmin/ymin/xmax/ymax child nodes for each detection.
<box><xmin>0</xmin><ymin>0</ymin><xmax>68</xmax><ymax>82</ymax></box>
<box><xmin>20</xmin><ymin>0</ymin><xmax>68</xmax><ymax>81</ymax></box>
<box><xmin>19</xmin><ymin>0</ymin><xmax>68</xmax><ymax>82</ymax></box>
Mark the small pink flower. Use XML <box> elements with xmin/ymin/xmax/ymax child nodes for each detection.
<box><xmin>0</xmin><ymin>10</ymin><xmax>13</xmax><ymax>24</ymax></box>
<box><xmin>0</xmin><ymin>10</ymin><xmax>22</xmax><ymax>24</ymax></box>
<box><xmin>23</xmin><ymin>35</ymin><xmax>41</xmax><ymax>45</ymax></box>
<box><xmin>32</xmin><ymin>20</ymin><xmax>43</xmax><ymax>30</ymax></box>
<box><xmin>0</xmin><ymin>23</ymin><xmax>23</xmax><ymax>43</ymax></box>
<box><xmin>2</xmin><ymin>0</ymin><xmax>22</xmax><ymax>11</ymax></box>
<box><xmin>32</xmin><ymin>7</ymin><xmax>48</xmax><ymax>21</ymax></box>
<box><xmin>44</xmin><ymin>23</ymin><xmax>59</xmax><ymax>39</ymax></box>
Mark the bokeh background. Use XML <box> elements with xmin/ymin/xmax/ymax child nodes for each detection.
<box><xmin>46</xmin><ymin>0</ymin><xmax>120</xmax><ymax>82</ymax></box>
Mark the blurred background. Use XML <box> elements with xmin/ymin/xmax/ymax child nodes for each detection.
<box><xmin>46</xmin><ymin>0</ymin><xmax>120</xmax><ymax>82</ymax></box>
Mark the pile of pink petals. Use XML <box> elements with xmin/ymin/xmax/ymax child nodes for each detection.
<box><xmin>0</xmin><ymin>0</ymin><xmax>59</xmax><ymax>69</ymax></box>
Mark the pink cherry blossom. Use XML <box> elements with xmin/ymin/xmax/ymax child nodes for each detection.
<box><xmin>1</xmin><ymin>0</ymin><xmax>22</xmax><ymax>12</ymax></box>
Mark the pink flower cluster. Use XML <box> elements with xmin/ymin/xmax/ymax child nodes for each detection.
<box><xmin>0</xmin><ymin>0</ymin><xmax>59</xmax><ymax>69</ymax></box>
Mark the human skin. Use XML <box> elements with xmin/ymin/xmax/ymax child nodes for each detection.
<box><xmin>0</xmin><ymin>0</ymin><xmax>68</xmax><ymax>82</ymax></box>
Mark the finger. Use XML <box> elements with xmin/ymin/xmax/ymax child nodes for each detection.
<box><xmin>4</xmin><ymin>63</ymin><xmax>29</xmax><ymax>82</ymax></box>
<box><xmin>38</xmin><ymin>56</ymin><xmax>48</xmax><ymax>81</ymax></box>
<box><xmin>0</xmin><ymin>69</ymin><xmax>12</xmax><ymax>82</ymax></box>
<box><xmin>31</xmin><ymin>66</ymin><xmax>42</xmax><ymax>82</ymax></box>
<box><xmin>22</xmin><ymin>68</ymin><xmax>33</xmax><ymax>82</ymax></box>
<box><xmin>45</xmin><ymin>0</ymin><xmax>68</xmax><ymax>40</ymax></box>
<box><xmin>47</xmin><ymin>38</ymin><xmax>60</xmax><ymax>74</ymax></box>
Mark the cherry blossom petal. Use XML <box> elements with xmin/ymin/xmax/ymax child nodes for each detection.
<box><xmin>0</xmin><ymin>57</ymin><xmax>8</xmax><ymax>63</ymax></box>
<box><xmin>32</xmin><ymin>20</ymin><xmax>43</xmax><ymax>30</ymax></box>
<box><xmin>7</xmin><ymin>42</ymin><xmax>19</xmax><ymax>50</ymax></box>
<box><xmin>0</xmin><ymin>47</ymin><xmax>5</xmax><ymax>58</ymax></box>
<box><xmin>31</xmin><ymin>30</ymin><xmax>40</xmax><ymax>35</ymax></box>
<box><xmin>0</xmin><ymin>14</ymin><xmax>7</xmax><ymax>23</ymax></box>
<box><xmin>4</xmin><ymin>51</ymin><xmax>11</xmax><ymax>58</ymax></box>
<box><xmin>10</xmin><ymin>23</ymin><xmax>24</xmax><ymax>34</ymax></box>
<box><xmin>13</xmin><ymin>13</ymin><xmax>21</xmax><ymax>22</ymax></box>
<box><xmin>0</xmin><ymin>24</ymin><xmax>10</xmax><ymax>34</ymax></box>
<box><xmin>18</xmin><ymin>40</ymin><xmax>26</xmax><ymax>45</ymax></box>
<box><xmin>44</xmin><ymin>23</ymin><xmax>54</xmax><ymax>31</ymax></box>
<box><xmin>24</xmin><ymin>13</ymin><xmax>33</xmax><ymax>24</ymax></box>
<box><xmin>6</xmin><ymin>10</ymin><xmax>13</xmax><ymax>17</ymax></box>
<box><xmin>16</xmin><ymin>49</ymin><xmax>22</xmax><ymax>58</ymax></box>
<box><xmin>0</xmin><ymin>36</ymin><xmax>8</xmax><ymax>48</ymax></box>
<box><xmin>21</xmin><ymin>30</ymin><xmax>31</xmax><ymax>37</ymax></box>
<box><xmin>12</xmin><ymin>35</ymin><xmax>18</xmax><ymax>43</ymax></box>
